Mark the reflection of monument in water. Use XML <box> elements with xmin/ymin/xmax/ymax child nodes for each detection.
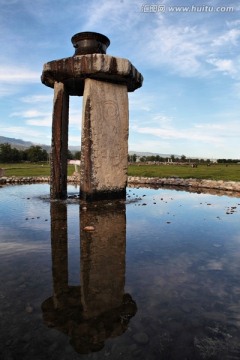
<box><xmin>42</xmin><ymin>201</ymin><xmax>137</xmax><ymax>353</ymax></box>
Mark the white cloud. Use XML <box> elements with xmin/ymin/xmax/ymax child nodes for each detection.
<box><xmin>126</xmin><ymin>7</ymin><xmax>240</xmax><ymax>80</ymax></box>
<box><xmin>21</xmin><ymin>94</ymin><xmax>52</xmax><ymax>103</ymax></box>
<box><xmin>132</xmin><ymin>124</ymin><xmax>223</xmax><ymax>145</ymax></box>
<box><xmin>10</xmin><ymin>109</ymin><xmax>52</xmax><ymax>127</ymax></box>
<box><xmin>129</xmin><ymin>91</ymin><xmax>160</xmax><ymax>113</ymax></box>
<box><xmin>26</xmin><ymin>117</ymin><xmax>51</xmax><ymax>127</ymax></box>
<box><xmin>129</xmin><ymin>138</ymin><xmax>172</xmax><ymax>153</ymax></box>
<box><xmin>84</xmin><ymin>0</ymin><xmax>139</xmax><ymax>31</ymax></box>
<box><xmin>0</xmin><ymin>126</ymin><xmax>48</xmax><ymax>139</ymax></box>
<box><xmin>206</xmin><ymin>58</ymin><xmax>237</xmax><ymax>76</ymax></box>
<box><xmin>143</xmin><ymin>24</ymin><xmax>206</xmax><ymax>77</ymax></box>
<box><xmin>152</xmin><ymin>114</ymin><xmax>173</xmax><ymax>127</ymax></box>
<box><xmin>0</xmin><ymin>84</ymin><xmax>18</xmax><ymax>97</ymax></box>
<box><xmin>132</xmin><ymin>115</ymin><xmax>240</xmax><ymax>153</ymax></box>
<box><xmin>0</xmin><ymin>67</ymin><xmax>40</xmax><ymax>83</ymax></box>
<box><xmin>69</xmin><ymin>135</ymin><xmax>81</xmax><ymax>144</ymax></box>
<box><xmin>194</xmin><ymin>123</ymin><xmax>226</xmax><ymax>131</ymax></box>
<box><xmin>11</xmin><ymin>110</ymin><xmax>46</xmax><ymax>118</ymax></box>
<box><xmin>212</xmin><ymin>29</ymin><xmax>240</xmax><ymax>47</ymax></box>
<box><xmin>226</xmin><ymin>20</ymin><xmax>240</xmax><ymax>27</ymax></box>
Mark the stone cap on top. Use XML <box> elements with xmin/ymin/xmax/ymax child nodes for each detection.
<box><xmin>41</xmin><ymin>54</ymin><xmax>143</xmax><ymax>96</ymax></box>
<box><xmin>41</xmin><ymin>31</ymin><xmax>143</xmax><ymax>96</ymax></box>
<box><xmin>71</xmin><ymin>31</ymin><xmax>110</xmax><ymax>56</ymax></box>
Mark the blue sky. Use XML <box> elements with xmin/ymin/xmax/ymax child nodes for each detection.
<box><xmin>0</xmin><ymin>0</ymin><xmax>239</xmax><ymax>159</ymax></box>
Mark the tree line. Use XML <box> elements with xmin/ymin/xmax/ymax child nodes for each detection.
<box><xmin>128</xmin><ymin>154</ymin><xmax>211</xmax><ymax>163</ymax></box>
<box><xmin>1</xmin><ymin>143</ymin><xmax>238</xmax><ymax>164</ymax></box>
<box><xmin>129</xmin><ymin>154</ymin><xmax>240</xmax><ymax>164</ymax></box>
<box><xmin>0</xmin><ymin>143</ymin><xmax>80</xmax><ymax>163</ymax></box>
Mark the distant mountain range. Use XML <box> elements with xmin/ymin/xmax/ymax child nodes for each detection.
<box><xmin>0</xmin><ymin>136</ymin><xmax>180</xmax><ymax>157</ymax></box>
<box><xmin>0</xmin><ymin>136</ymin><xmax>80</xmax><ymax>153</ymax></box>
<box><xmin>0</xmin><ymin>136</ymin><xmax>35</xmax><ymax>149</ymax></box>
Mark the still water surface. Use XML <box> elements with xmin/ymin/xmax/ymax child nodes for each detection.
<box><xmin>0</xmin><ymin>184</ymin><xmax>240</xmax><ymax>359</ymax></box>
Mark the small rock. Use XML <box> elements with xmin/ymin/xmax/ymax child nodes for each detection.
<box><xmin>84</xmin><ymin>226</ymin><xmax>95</xmax><ymax>231</ymax></box>
<box><xmin>25</xmin><ymin>304</ymin><xmax>34</xmax><ymax>313</ymax></box>
<box><xmin>133</xmin><ymin>332</ymin><xmax>149</xmax><ymax>345</ymax></box>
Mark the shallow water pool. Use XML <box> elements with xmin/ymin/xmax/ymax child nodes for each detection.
<box><xmin>0</xmin><ymin>184</ymin><xmax>240</xmax><ymax>359</ymax></box>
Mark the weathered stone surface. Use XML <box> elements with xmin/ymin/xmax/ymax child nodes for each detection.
<box><xmin>80</xmin><ymin>79</ymin><xmax>129</xmax><ymax>200</ymax></box>
<box><xmin>41</xmin><ymin>33</ymin><xmax>143</xmax><ymax>201</ymax></box>
<box><xmin>41</xmin><ymin>54</ymin><xmax>143</xmax><ymax>95</ymax></box>
<box><xmin>51</xmin><ymin>82</ymin><xmax>69</xmax><ymax>199</ymax></box>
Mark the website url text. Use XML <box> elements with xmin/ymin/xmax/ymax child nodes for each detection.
<box><xmin>141</xmin><ymin>4</ymin><xmax>235</xmax><ymax>13</ymax></box>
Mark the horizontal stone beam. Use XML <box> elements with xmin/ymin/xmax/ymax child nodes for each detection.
<box><xmin>41</xmin><ymin>54</ymin><xmax>143</xmax><ymax>96</ymax></box>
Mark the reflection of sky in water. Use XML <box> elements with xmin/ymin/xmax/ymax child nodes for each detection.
<box><xmin>1</xmin><ymin>184</ymin><xmax>240</xmax><ymax>359</ymax></box>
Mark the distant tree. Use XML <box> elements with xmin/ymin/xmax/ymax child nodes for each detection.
<box><xmin>128</xmin><ymin>154</ymin><xmax>137</xmax><ymax>162</ymax></box>
<box><xmin>74</xmin><ymin>151</ymin><xmax>81</xmax><ymax>160</ymax></box>
<box><xmin>0</xmin><ymin>143</ymin><xmax>20</xmax><ymax>162</ymax></box>
<box><xmin>170</xmin><ymin>155</ymin><xmax>175</xmax><ymax>162</ymax></box>
<box><xmin>68</xmin><ymin>150</ymin><xmax>73</xmax><ymax>160</ymax></box>
<box><xmin>132</xmin><ymin>154</ymin><xmax>137</xmax><ymax>162</ymax></box>
<box><xmin>26</xmin><ymin>146</ymin><xmax>48</xmax><ymax>162</ymax></box>
<box><xmin>11</xmin><ymin>147</ymin><xmax>21</xmax><ymax>162</ymax></box>
<box><xmin>181</xmin><ymin>155</ymin><xmax>186</xmax><ymax>162</ymax></box>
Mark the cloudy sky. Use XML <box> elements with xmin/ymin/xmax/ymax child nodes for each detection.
<box><xmin>0</xmin><ymin>0</ymin><xmax>239</xmax><ymax>159</ymax></box>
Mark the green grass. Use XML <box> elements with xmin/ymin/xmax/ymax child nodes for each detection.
<box><xmin>128</xmin><ymin>164</ymin><xmax>240</xmax><ymax>182</ymax></box>
<box><xmin>1</xmin><ymin>163</ymin><xmax>240</xmax><ymax>182</ymax></box>
<box><xmin>0</xmin><ymin>163</ymin><xmax>75</xmax><ymax>177</ymax></box>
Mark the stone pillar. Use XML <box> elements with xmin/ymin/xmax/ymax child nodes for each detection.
<box><xmin>80</xmin><ymin>79</ymin><xmax>129</xmax><ymax>200</ymax></box>
<box><xmin>41</xmin><ymin>32</ymin><xmax>143</xmax><ymax>201</ymax></box>
<box><xmin>51</xmin><ymin>82</ymin><xmax>69</xmax><ymax>199</ymax></box>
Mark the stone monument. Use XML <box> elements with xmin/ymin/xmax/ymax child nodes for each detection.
<box><xmin>41</xmin><ymin>32</ymin><xmax>143</xmax><ymax>200</ymax></box>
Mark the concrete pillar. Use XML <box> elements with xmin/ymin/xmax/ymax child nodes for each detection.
<box><xmin>51</xmin><ymin>82</ymin><xmax>69</xmax><ymax>199</ymax></box>
<box><xmin>80</xmin><ymin>79</ymin><xmax>129</xmax><ymax>200</ymax></box>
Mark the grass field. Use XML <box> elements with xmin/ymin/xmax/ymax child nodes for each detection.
<box><xmin>0</xmin><ymin>163</ymin><xmax>75</xmax><ymax>177</ymax></box>
<box><xmin>0</xmin><ymin>163</ymin><xmax>240</xmax><ymax>182</ymax></box>
<box><xmin>128</xmin><ymin>164</ymin><xmax>240</xmax><ymax>182</ymax></box>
